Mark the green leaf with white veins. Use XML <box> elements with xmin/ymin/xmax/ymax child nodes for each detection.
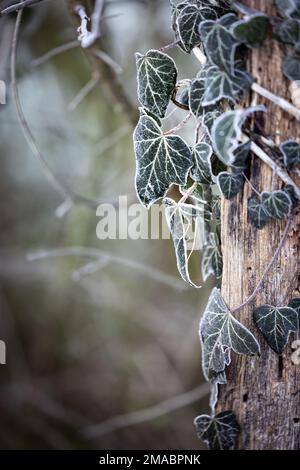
<box><xmin>289</xmin><ymin>298</ymin><xmax>300</xmax><ymax>320</ymax></box>
<box><xmin>253</xmin><ymin>305</ymin><xmax>299</xmax><ymax>354</ymax></box>
<box><xmin>164</xmin><ymin>197</ymin><xmax>202</xmax><ymax>288</ymax></box>
<box><xmin>230</xmin><ymin>141</ymin><xmax>251</xmax><ymax>174</ymax></box>
<box><xmin>217</xmin><ymin>172</ymin><xmax>244</xmax><ymax>200</ymax></box>
<box><xmin>189</xmin><ymin>78</ymin><xmax>205</xmax><ymax>119</ymax></box>
<box><xmin>283</xmin><ymin>55</ymin><xmax>300</xmax><ymax>81</ymax></box>
<box><xmin>231</xmin><ymin>14</ymin><xmax>270</xmax><ymax>48</ymax></box>
<box><xmin>202</xmin><ymin>65</ymin><xmax>252</xmax><ymax>106</ymax></box>
<box><xmin>211</xmin><ymin>106</ymin><xmax>265</xmax><ymax>165</ymax></box>
<box><xmin>275</xmin><ymin>0</ymin><xmax>300</xmax><ymax>19</ymax></box>
<box><xmin>199</xmin><ymin>288</ymin><xmax>260</xmax><ymax>381</ymax></box>
<box><xmin>201</xmin><ymin>233</ymin><xmax>223</xmax><ymax>281</ymax></box>
<box><xmin>177</xmin><ymin>5</ymin><xmax>217</xmax><ymax>53</ymax></box>
<box><xmin>280</xmin><ymin>140</ymin><xmax>300</xmax><ymax>168</ymax></box>
<box><xmin>136</xmin><ymin>49</ymin><xmax>177</xmax><ymax>118</ymax></box>
<box><xmin>194</xmin><ymin>411</ymin><xmax>240</xmax><ymax>450</ymax></box>
<box><xmin>262</xmin><ymin>190</ymin><xmax>292</xmax><ymax>219</ymax></box>
<box><xmin>199</xmin><ymin>20</ymin><xmax>239</xmax><ymax>74</ymax></box>
<box><xmin>133</xmin><ymin>114</ymin><xmax>193</xmax><ymax>208</ymax></box>
<box><xmin>277</xmin><ymin>19</ymin><xmax>300</xmax><ymax>49</ymax></box>
<box><xmin>191</xmin><ymin>142</ymin><xmax>213</xmax><ymax>185</ymax></box>
<box><xmin>248</xmin><ymin>194</ymin><xmax>271</xmax><ymax>229</ymax></box>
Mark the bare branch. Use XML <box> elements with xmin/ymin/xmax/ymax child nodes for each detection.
<box><xmin>31</xmin><ymin>40</ymin><xmax>79</xmax><ymax>67</ymax></box>
<box><xmin>82</xmin><ymin>383</ymin><xmax>209</xmax><ymax>438</ymax></box>
<box><xmin>10</xmin><ymin>10</ymin><xmax>106</xmax><ymax>211</ymax></box>
<box><xmin>68</xmin><ymin>76</ymin><xmax>100</xmax><ymax>111</ymax></box>
<box><xmin>75</xmin><ymin>0</ymin><xmax>105</xmax><ymax>48</ymax></box>
<box><xmin>0</xmin><ymin>0</ymin><xmax>48</xmax><ymax>17</ymax></box>
<box><xmin>27</xmin><ymin>247</ymin><xmax>189</xmax><ymax>291</ymax></box>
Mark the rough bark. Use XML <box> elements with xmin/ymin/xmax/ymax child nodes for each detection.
<box><xmin>217</xmin><ymin>0</ymin><xmax>300</xmax><ymax>450</ymax></box>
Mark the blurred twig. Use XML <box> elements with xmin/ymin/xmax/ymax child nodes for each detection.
<box><xmin>27</xmin><ymin>246</ymin><xmax>189</xmax><ymax>291</ymax></box>
<box><xmin>82</xmin><ymin>383</ymin><xmax>209</xmax><ymax>438</ymax></box>
<box><xmin>10</xmin><ymin>9</ymin><xmax>112</xmax><ymax>212</ymax></box>
<box><xmin>0</xmin><ymin>0</ymin><xmax>48</xmax><ymax>17</ymax></box>
<box><xmin>68</xmin><ymin>75</ymin><xmax>100</xmax><ymax>111</ymax></box>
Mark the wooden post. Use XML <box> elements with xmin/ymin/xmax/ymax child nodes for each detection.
<box><xmin>216</xmin><ymin>0</ymin><xmax>300</xmax><ymax>450</ymax></box>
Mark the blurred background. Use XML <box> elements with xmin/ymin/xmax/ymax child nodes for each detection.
<box><xmin>0</xmin><ymin>0</ymin><xmax>214</xmax><ymax>450</ymax></box>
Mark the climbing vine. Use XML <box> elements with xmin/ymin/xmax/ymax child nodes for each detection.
<box><xmin>133</xmin><ymin>0</ymin><xmax>300</xmax><ymax>450</ymax></box>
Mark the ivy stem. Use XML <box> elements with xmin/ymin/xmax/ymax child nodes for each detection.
<box><xmin>164</xmin><ymin>112</ymin><xmax>192</xmax><ymax>136</ymax></box>
<box><xmin>251</xmin><ymin>82</ymin><xmax>300</xmax><ymax>122</ymax></box>
<box><xmin>249</xmin><ymin>140</ymin><xmax>300</xmax><ymax>199</ymax></box>
<box><xmin>231</xmin><ymin>214</ymin><xmax>293</xmax><ymax>314</ymax></box>
<box><xmin>159</xmin><ymin>40</ymin><xmax>180</xmax><ymax>52</ymax></box>
<box><xmin>242</xmin><ymin>172</ymin><xmax>260</xmax><ymax>197</ymax></box>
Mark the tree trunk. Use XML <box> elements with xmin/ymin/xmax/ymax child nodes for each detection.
<box><xmin>217</xmin><ymin>0</ymin><xmax>300</xmax><ymax>450</ymax></box>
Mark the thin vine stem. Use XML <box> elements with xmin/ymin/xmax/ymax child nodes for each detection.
<box><xmin>251</xmin><ymin>82</ymin><xmax>300</xmax><ymax>122</ymax></box>
<box><xmin>231</xmin><ymin>214</ymin><xmax>293</xmax><ymax>314</ymax></box>
<box><xmin>164</xmin><ymin>112</ymin><xmax>192</xmax><ymax>135</ymax></box>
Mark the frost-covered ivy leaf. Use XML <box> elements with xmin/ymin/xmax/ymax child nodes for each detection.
<box><xmin>283</xmin><ymin>55</ymin><xmax>300</xmax><ymax>81</ymax></box>
<box><xmin>280</xmin><ymin>140</ymin><xmax>300</xmax><ymax>168</ymax></box>
<box><xmin>191</xmin><ymin>142</ymin><xmax>213</xmax><ymax>184</ymax></box>
<box><xmin>136</xmin><ymin>49</ymin><xmax>177</xmax><ymax>118</ymax></box>
<box><xmin>253</xmin><ymin>305</ymin><xmax>299</xmax><ymax>354</ymax></box>
<box><xmin>189</xmin><ymin>78</ymin><xmax>205</xmax><ymax>118</ymax></box>
<box><xmin>211</xmin><ymin>106</ymin><xmax>264</xmax><ymax>165</ymax></box>
<box><xmin>201</xmin><ymin>233</ymin><xmax>222</xmax><ymax>281</ymax></box>
<box><xmin>218</xmin><ymin>13</ymin><xmax>239</xmax><ymax>29</ymax></box>
<box><xmin>261</xmin><ymin>190</ymin><xmax>292</xmax><ymax>219</ymax></box>
<box><xmin>211</xmin><ymin>195</ymin><xmax>221</xmax><ymax>222</ymax></box>
<box><xmin>200</xmin><ymin>288</ymin><xmax>260</xmax><ymax>381</ymax></box>
<box><xmin>177</xmin><ymin>5</ymin><xmax>217</xmax><ymax>53</ymax></box>
<box><xmin>164</xmin><ymin>197</ymin><xmax>202</xmax><ymax>288</ymax></box>
<box><xmin>275</xmin><ymin>0</ymin><xmax>300</xmax><ymax>19</ymax></box>
<box><xmin>230</xmin><ymin>141</ymin><xmax>251</xmax><ymax>174</ymax></box>
<box><xmin>178</xmin><ymin>87</ymin><xmax>190</xmax><ymax>108</ymax></box>
<box><xmin>217</xmin><ymin>172</ymin><xmax>244</xmax><ymax>199</ymax></box>
<box><xmin>231</xmin><ymin>14</ymin><xmax>270</xmax><ymax>48</ymax></box>
<box><xmin>248</xmin><ymin>195</ymin><xmax>271</xmax><ymax>229</ymax></box>
<box><xmin>277</xmin><ymin>18</ymin><xmax>300</xmax><ymax>50</ymax></box>
<box><xmin>284</xmin><ymin>184</ymin><xmax>298</xmax><ymax>203</ymax></box>
<box><xmin>202</xmin><ymin>106</ymin><xmax>223</xmax><ymax>136</ymax></box>
<box><xmin>194</xmin><ymin>411</ymin><xmax>240</xmax><ymax>450</ymax></box>
<box><xmin>289</xmin><ymin>298</ymin><xmax>300</xmax><ymax>319</ymax></box>
<box><xmin>134</xmin><ymin>114</ymin><xmax>193</xmax><ymax>208</ymax></box>
<box><xmin>202</xmin><ymin>65</ymin><xmax>252</xmax><ymax>106</ymax></box>
<box><xmin>199</xmin><ymin>20</ymin><xmax>239</xmax><ymax>74</ymax></box>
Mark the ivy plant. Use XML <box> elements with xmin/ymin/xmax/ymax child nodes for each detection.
<box><xmin>132</xmin><ymin>0</ymin><xmax>300</xmax><ymax>450</ymax></box>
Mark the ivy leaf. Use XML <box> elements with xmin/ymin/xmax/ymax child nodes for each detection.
<box><xmin>211</xmin><ymin>106</ymin><xmax>265</xmax><ymax>165</ymax></box>
<box><xmin>189</xmin><ymin>78</ymin><xmax>205</xmax><ymax>118</ymax></box>
<box><xmin>288</xmin><ymin>298</ymin><xmax>300</xmax><ymax>319</ymax></box>
<box><xmin>218</xmin><ymin>13</ymin><xmax>239</xmax><ymax>29</ymax></box>
<box><xmin>275</xmin><ymin>0</ymin><xmax>300</xmax><ymax>19</ymax></box>
<box><xmin>202</xmin><ymin>106</ymin><xmax>223</xmax><ymax>136</ymax></box>
<box><xmin>133</xmin><ymin>114</ymin><xmax>193</xmax><ymax>208</ymax></box>
<box><xmin>280</xmin><ymin>140</ymin><xmax>300</xmax><ymax>168</ymax></box>
<box><xmin>217</xmin><ymin>172</ymin><xmax>244</xmax><ymax>199</ymax></box>
<box><xmin>284</xmin><ymin>184</ymin><xmax>299</xmax><ymax>203</ymax></box>
<box><xmin>194</xmin><ymin>411</ymin><xmax>240</xmax><ymax>450</ymax></box>
<box><xmin>199</xmin><ymin>20</ymin><xmax>239</xmax><ymax>74</ymax></box>
<box><xmin>164</xmin><ymin>197</ymin><xmax>202</xmax><ymax>288</ymax></box>
<box><xmin>248</xmin><ymin>195</ymin><xmax>271</xmax><ymax>229</ymax></box>
<box><xmin>231</xmin><ymin>14</ymin><xmax>270</xmax><ymax>48</ymax></box>
<box><xmin>253</xmin><ymin>305</ymin><xmax>299</xmax><ymax>354</ymax></box>
<box><xmin>230</xmin><ymin>141</ymin><xmax>251</xmax><ymax>174</ymax></box>
<box><xmin>191</xmin><ymin>142</ymin><xmax>213</xmax><ymax>184</ymax></box>
<box><xmin>283</xmin><ymin>55</ymin><xmax>300</xmax><ymax>81</ymax></box>
<box><xmin>201</xmin><ymin>233</ymin><xmax>223</xmax><ymax>281</ymax></box>
<box><xmin>136</xmin><ymin>49</ymin><xmax>177</xmax><ymax>118</ymax></box>
<box><xmin>200</xmin><ymin>288</ymin><xmax>260</xmax><ymax>381</ymax></box>
<box><xmin>277</xmin><ymin>19</ymin><xmax>300</xmax><ymax>50</ymax></box>
<box><xmin>177</xmin><ymin>5</ymin><xmax>217</xmax><ymax>53</ymax></box>
<box><xmin>261</xmin><ymin>190</ymin><xmax>292</xmax><ymax>219</ymax></box>
<box><xmin>202</xmin><ymin>65</ymin><xmax>253</xmax><ymax>106</ymax></box>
